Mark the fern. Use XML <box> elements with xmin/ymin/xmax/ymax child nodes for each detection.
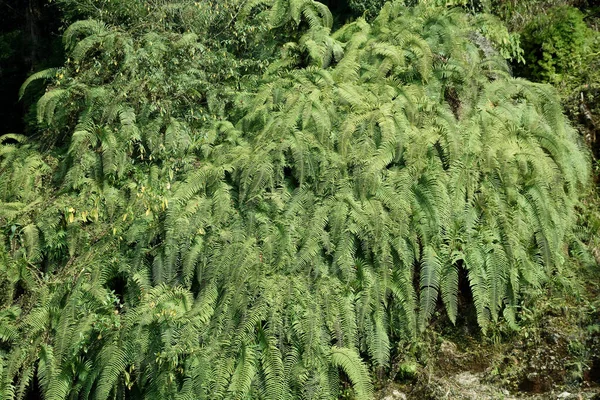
<box><xmin>418</xmin><ymin>245</ymin><xmax>442</xmax><ymax>331</ymax></box>
<box><xmin>330</xmin><ymin>347</ymin><xmax>373</xmax><ymax>400</ymax></box>
<box><xmin>0</xmin><ymin>1</ymin><xmax>591</xmax><ymax>399</ymax></box>
<box><xmin>18</xmin><ymin>68</ymin><xmax>58</xmax><ymax>100</ymax></box>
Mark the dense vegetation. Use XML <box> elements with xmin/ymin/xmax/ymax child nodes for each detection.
<box><xmin>0</xmin><ymin>0</ymin><xmax>598</xmax><ymax>399</ymax></box>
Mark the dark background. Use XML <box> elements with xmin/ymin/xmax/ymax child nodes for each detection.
<box><xmin>0</xmin><ymin>0</ymin><xmax>62</xmax><ymax>134</ymax></box>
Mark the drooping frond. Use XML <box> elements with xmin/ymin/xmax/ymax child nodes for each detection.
<box><xmin>330</xmin><ymin>347</ymin><xmax>373</xmax><ymax>400</ymax></box>
<box><xmin>18</xmin><ymin>68</ymin><xmax>58</xmax><ymax>100</ymax></box>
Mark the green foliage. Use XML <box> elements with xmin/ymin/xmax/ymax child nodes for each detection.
<box><xmin>346</xmin><ymin>0</ymin><xmax>387</xmax><ymax>20</ymax></box>
<box><xmin>0</xmin><ymin>0</ymin><xmax>591</xmax><ymax>399</ymax></box>
<box><xmin>519</xmin><ymin>6</ymin><xmax>597</xmax><ymax>83</ymax></box>
<box><xmin>509</xmin><ymin>4</ymin><xmax>600</xmax><ymax>158</ymax></box>
<box><xmin>489</xmin><ymin>0</ymin><xmax>577</xmax><ymax>30</ymax></box>
<box><xmin>472</xmin><ymin>12</ymin><xmax>524</xmax><ymax>62</ymax></box>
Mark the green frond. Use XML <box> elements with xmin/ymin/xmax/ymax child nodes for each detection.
<box><xmin>329</xmin><ymin>347</ymin><xmax>373</xmax><ymax>400</ymax></box>
<box><xmin>71</xmin><ymin>34</ymin><xmax>105</xmax><ymax>63</ymax></box>
<box><xmin>63</xmin><ymin>19</ymin><xmax>107</xmax><ymax>51</ymax></box>
<box><xmin>19</xmin><ymin>68</ymin><xmax>58</xmax><ymax>100</ymax></box>
<box><xmin>258</xmin><ymin>329</ymin><xmax>285</xmax><ymax>400</ymax></box>
<box><xmin>228</xmin><ymin>344</ymin><xmax>258</xmax><ymax>398</ymax></box>
<box><xmin>36</xmin><ymin>89</ymin><xmax>68</xmax><ymax>125</ymax></box>
<box><xmin>96</xmin><ymin>346</ymin><xmax>131</xmax><ymax>400</ymax></box>
<box><xmin>440</xmin><ymin>257</ymin><xmax>459</xmax><ymax>324</ymax></box>
<box><xmin>418</xmin><ymin>245</ymin><xmax>442</xmax><ymax>332</ymax></box>
<box><xmin>21</xmin><ymin>224</ymin><xmax>41</xmax><ymax>263</ymax></box>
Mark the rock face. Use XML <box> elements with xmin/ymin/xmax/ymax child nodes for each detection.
<box><xmin>381</xmin><ymin>389</ymin><xmax>407</xmax><ymax>400</ymax></box>
<box><xmin>376</xmin><ymin>335</ymin><xmax>600</xmax><ymax>400</ymax></box>
<box><xmin>377</xmin><ymin>369</ymin><xmax>600</xmax><ymax>399</ymax></box>
<box><xmin>417</xmin><ymin>371</ymin><xmax>518</xmax><ymax>400</ymax></box>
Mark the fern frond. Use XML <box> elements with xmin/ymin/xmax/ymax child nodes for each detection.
<box><xmin>418</xmin><ymin>245</ymin><xmax>442</xmax><ymax>331</ymax></box>
<box><xmin>63</xmin><ymin>19</ymin><xmax>107</xmax><ymax>51</ymax></box>
<box><xmin>330</xmin><ymin>347</ymin><xmax>373</xmax><ymax>400</ymax></box>
<box><xmin>19</xmin><ymin>68</ymin><xmax>58</xmax><ymax>100</ymax></box>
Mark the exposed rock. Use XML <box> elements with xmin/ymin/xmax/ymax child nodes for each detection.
<box><xmin>381</xmin><ymin>389</ymin><xmax>407</xmax><ymax>400</ymax></box>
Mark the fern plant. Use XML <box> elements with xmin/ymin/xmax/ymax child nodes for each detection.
<box><xmin>0</xmin><ymin>1</ymin><xmax>590</xmax><ymax>399</ymax></box>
